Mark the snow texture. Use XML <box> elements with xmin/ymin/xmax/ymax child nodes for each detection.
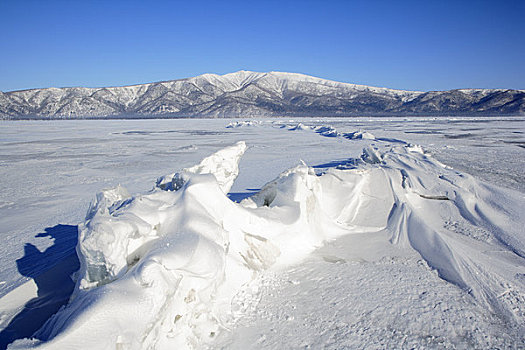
<box><xmin>0</xmin><ymin>117</ymin><xmax>524</xmax><ymax>349</ymax></box>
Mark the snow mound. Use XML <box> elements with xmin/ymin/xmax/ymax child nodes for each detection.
<box><xmin>268</xmin><ymin>122</ymin><xmax>377</xmax><ymax>141</ymax></box>
<box><xmin>80</xmin><ymin>141</ymin><xmax>247</xmax><ymax>290</ymax></box>
<box><xmin>12</xmin><ymin>141</ymin><xmax>525</xmax><ymax>349</ymax></box>
<box><xmin>14</xmin><ymin>142</ymin><xmax>349</xmax><ymax>349</ymax></box>
<box><xmin>313</xmin><ymin>125</ymin><xmax>339</xmax><ymax>137</ymax></box>
<box><xmin>225</xmin><ymin>120</ymin><xmax>262</xmax><ymax>128</ymax></box>
<box><xmin>288</xmin><ymin>123</ymin><xmax>310</xmax><ymax>131</ymax></box>
<box><xmin>342</xmin><ymin>130</ymin><xmax>375</xmax><ymax>140</ymax></box>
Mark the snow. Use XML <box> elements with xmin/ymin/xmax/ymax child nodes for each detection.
<box><xmin>266</xmin><ymin>71</ymin><xmax>423</xmax><ymax>96</ymax></box>
<box><xmin>156</xmin><ymin>141</ymin><xmax>246</xmax><ymax>193</ymax></box>
<box><xmin>225</xmin><ymin>121</ymin><xmax>262</xmax><ymax>128</ymax></box>
<box><xmin>0</xmin><ymin>117</ymin><xmax>524</xmax><ymax>349</ymax></box>
<box><xmin>5</xmin><ymin>71</ymin><xmax>523</xmax><ymax>119</ymax></box>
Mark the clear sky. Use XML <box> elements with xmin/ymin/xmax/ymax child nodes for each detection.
<box><xmin>1</xmin><ymin>0</ymin><xmax>524</xmax><ymax>92</ymax></box>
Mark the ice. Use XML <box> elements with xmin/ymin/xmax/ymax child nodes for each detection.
<box><xmin>10</xmin><ymin>143</ymin><xmax>350</xmax><ymax>348</ymax></box>
<box><xmin>80</xmin><ymin>141</ymin><xmax>247</xmax><ymax>290</ymax></box>
<box><xmin>313</xmin><ymin>125</ymin><xmax>339</xmax><ymax>137</ymax></box>
<box><xmin>0</xmin><ymin>117</ymin><xmax>524</xmax><ymax>349</ymax></box>
<box><xmin>225</xmin><ymin>121</ymin><xmax>262</xmax><ymax>128</ymax></box>
<box><xmin>287</xmin><ymin>123</ymin><xmax>309</xmax><ymax>131</ymax></box>
<box><xmin>360</xmin><ymin>146</ymin><xmax>383</xmax><ymax>164</ymax></box>
<box><xmin>342</xmin><ymin>130</ymin><xmax>375</xmax><ymax>140</ymax></box>
<box><xmin>85</xmin><ymin>185</ymin><xmax>131</xmax><ymax>221</ymax></box>
<box><xmin>155</xmin><ymin>141</ymin><xmax>246</xmax><ymax>193</ymax></box>
<box><xmin>7</xmin><ymin>139</ymin><xmax>525</xmax><ymax>348</ymax></box>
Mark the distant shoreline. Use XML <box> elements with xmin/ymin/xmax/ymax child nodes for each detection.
<box><xmin>2</xmin><ymin>114</ymin><xmax>525</xmax><ymax>121</ymax></box>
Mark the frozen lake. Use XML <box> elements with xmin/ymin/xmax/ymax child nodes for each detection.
<box><xmin>1</xmin><ymin>116</ymin><xmax>524</xmax><ymax>295</ymax></box>
<box><xmin>0</xmin><ymin>116</ymin><xmax>524</xmax><ymax>349</ymax></box>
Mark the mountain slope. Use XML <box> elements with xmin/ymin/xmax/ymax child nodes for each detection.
<box><xmin>1</xmin><ymin>71</ymin><xmax>523</xmax><ymax>119</ymax></box>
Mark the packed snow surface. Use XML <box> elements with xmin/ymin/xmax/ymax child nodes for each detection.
<box><xmin>0</xmin><ymin>117</ymin><xmax>524</xmax><ymax>349</ymax></box>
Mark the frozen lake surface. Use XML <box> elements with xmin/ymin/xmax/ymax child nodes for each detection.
<box><xmin>0</xmin><ymin>117</ymin><xmax>524</xmax><ymax>349</ymax></box>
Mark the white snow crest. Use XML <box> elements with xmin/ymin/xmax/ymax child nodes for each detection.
<box><xmin>225</xmin><ymin>120</ymin><xmax>262</xmax><ymax>128</ymax></box>
<box><xmin>156</xmin><ymin>141</ymin><xmax>247</xmax><ymax>193</ymax></box>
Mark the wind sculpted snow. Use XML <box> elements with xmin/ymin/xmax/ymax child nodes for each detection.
<box><xmin>7</xmin><ymin>128</ymin><xmax>525</xmax><ymax>349</ymax></box>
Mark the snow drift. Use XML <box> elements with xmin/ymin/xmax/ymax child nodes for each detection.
<box><xmin>10</xmin><ymin>139</ymin><xmax>525</xmax><ymax>349</ymax></box>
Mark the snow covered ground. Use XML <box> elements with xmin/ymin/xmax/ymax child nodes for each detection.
<box><xmin>0</xmin><ymin>117</ymin><xmax>524</xmax><ymax>349</ymax></box>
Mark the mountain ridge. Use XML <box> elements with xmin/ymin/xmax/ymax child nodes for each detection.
<box><xmin>1</xmin><ymin>71</ymin><xmax>523</xmax><ymax>119</ymax></box>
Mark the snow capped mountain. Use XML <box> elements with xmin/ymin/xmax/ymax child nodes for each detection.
<box><xmin>1</xmin><ymin>71</ymin><xmax>524</xmax><ymax>119</ymax></box>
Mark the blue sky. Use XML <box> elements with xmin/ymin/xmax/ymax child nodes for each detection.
<box><xmin>1</xmin><ymin>0</ymin><xmax>524</xmax><ymax>92</ymax></box>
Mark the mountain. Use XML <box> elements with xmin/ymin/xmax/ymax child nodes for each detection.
<box><xmin>1</xmin><ymin>71</ymin><xmax>524</xmax><ymax>119</ymax></box>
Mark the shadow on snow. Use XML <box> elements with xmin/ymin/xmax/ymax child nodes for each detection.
<box><xmin>0</xmin><ymin>224</ymin><xmax>80</xmax><ymax>349</ymax></box>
